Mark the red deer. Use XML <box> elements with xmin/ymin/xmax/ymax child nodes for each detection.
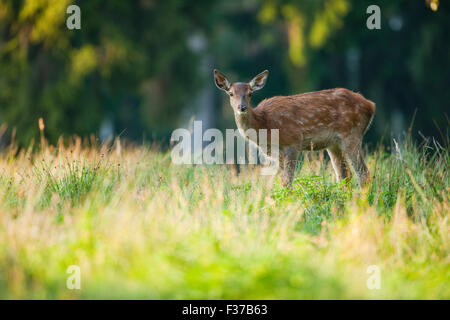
<box><xmin>213</xmin><ymin>69</ymin><xmax>375</xmax><ymax>187</ymax></box>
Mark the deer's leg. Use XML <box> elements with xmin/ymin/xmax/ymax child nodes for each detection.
<box><xmin>327</xmin><ymin>145</ymin><xmax>351</xmax><ymax>182</ymax></box>
<box><xmin>354</xmin><ymin>150</ymin><xmax>370</xmax><ymax>186</ymax></box>
<box><xmin>341</xmin><ymin>139</ymin><xmax>369</xmax><ymax>187</ymax></box>
<box><xmin>280</xmin><ymin>146</ymin><xmax>299</xmax><ymax>188</ymax></box>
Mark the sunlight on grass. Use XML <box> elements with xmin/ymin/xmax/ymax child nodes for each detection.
<box><xmin>0</xmin><ymin>135</ymin><xmax>448</xmax><ymax>299</ymax></box>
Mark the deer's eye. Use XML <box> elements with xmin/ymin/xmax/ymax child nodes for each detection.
<box><xmin>229</xmin><ymin>92</ymin><xmax>233</xmax><ymax>97</ymax></box>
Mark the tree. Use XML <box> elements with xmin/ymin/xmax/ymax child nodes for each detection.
<box><xmin>0</xmin><ymin>0</ymin><xmax>215</xmax><ymax>144</ymax></box>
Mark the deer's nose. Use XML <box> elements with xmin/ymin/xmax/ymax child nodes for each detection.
<box><xmin>239</xmin><ymin>104</ymin><xmax>247</xmax><ymax>112</ymax></box>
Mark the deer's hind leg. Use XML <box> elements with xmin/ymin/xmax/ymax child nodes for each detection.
<box><xmin>327</xmin><ymin>145</ymin><xmax>351</xmax><ymax>182</ymax></box>
<box><xmin>280</xmin><ymin>146</ymin><xmax>299</xmax><ymax>188</ymax></box>
<box><xmin>341</xmin><ymin>138</ymin><xmax>369</xmax><ymax>187</ymax></box>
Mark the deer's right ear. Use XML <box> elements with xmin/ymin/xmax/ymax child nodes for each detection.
<box><xmin>213</xmin><ymin>69</ymin><xmax>231</xmax><ymax>91</ymax></box>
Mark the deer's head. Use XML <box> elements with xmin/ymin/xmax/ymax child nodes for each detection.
<box><xmin>214</xmin><ymin>69</ymin><xmax>269</xmax><ymax>115</ymax></box>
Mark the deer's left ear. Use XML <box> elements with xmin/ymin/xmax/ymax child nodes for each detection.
<box><xmin>249</xmin><ymin>70</ymin><xmax>269</xmax><ymax>91</ymax></box>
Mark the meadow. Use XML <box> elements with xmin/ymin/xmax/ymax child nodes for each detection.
<box><xmin>0</xmin><ymin>132</ymin><xmax>448</xmax><ymax>299</ymax></box>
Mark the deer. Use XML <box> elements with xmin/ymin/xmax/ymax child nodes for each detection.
<box><xmin>213</xmin><ymin>69</ymin><xmax>375</xmax><ymax>188</ymax></box>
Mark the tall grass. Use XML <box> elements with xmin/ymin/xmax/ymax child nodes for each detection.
<box><xmin>0</xmin><ymin>134</ymin><xmax>448</xmax><ymax>299</ymax></box>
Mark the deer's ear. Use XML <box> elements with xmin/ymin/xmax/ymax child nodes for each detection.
<box><xmin>249</xmin><ymin>70</ymin><xmax>269</xmax><ymax>91</ymax></box>
<box><xmin>213</xmin><ymin>69</ymin><xmax>231</xmax><ymax>91</ymax></box>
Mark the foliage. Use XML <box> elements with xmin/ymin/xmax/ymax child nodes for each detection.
<box><xmin>272</xmin><ymin>176</ymin><xmax>351</xmax><ymax>234</ymax></box>
<box><xmin>35</xmin><ymin>159</ymin><xmax>106</xmax><ymax>209</ymax></box>
<box><xmin>0</xmin><ymin>134</ymin><xmax>448</xmax><ymax>299</ymax></box>
<box><xmin>0</xmin><ymin>0</ymin><xmax>214</xmax><ymax>144</ymax></box>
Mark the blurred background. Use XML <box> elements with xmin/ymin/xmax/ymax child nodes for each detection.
<box><xmin>0</xmin><ymin>0</ymin><xmax>448</xmax><ymax>146</ymax></box>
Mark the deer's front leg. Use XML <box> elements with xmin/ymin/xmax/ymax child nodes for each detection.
<box><xmin>280</xmin><ymin>146</ymin><xmax>299</xmax><ymax>188</ymax></box>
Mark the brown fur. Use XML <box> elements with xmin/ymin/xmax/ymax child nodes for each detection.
<box><xmin>252</xmin><ymin>88</ymin><xmax>375</xmax><ymax>148</ymax></box>
<box><xmin>214</xmin><ymin>69</ymin><xmax>375</xmax><ymax>187</ymax></box>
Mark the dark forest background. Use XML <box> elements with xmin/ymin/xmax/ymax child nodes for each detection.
<box><xmin>0</xmin><ymin>0</ymin><xmax>448</xmax><ymax>146</ymax></box>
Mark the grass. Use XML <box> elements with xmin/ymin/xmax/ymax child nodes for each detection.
<box><xmin>0</xmin><ymin>134</ymin><xmax>448</xmax><ymax>299</ymax></box>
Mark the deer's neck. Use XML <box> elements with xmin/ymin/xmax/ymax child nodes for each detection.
<box><xmin>234</xmin><ymin>107</ymin><xmax>259</xmax><ymax>133</ymax></box>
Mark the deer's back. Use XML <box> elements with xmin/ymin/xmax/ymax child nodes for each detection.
<box><xmin>254</xmin><ymin>88</ymin><xmax>375</xmax><ymax>148</ymax></box>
